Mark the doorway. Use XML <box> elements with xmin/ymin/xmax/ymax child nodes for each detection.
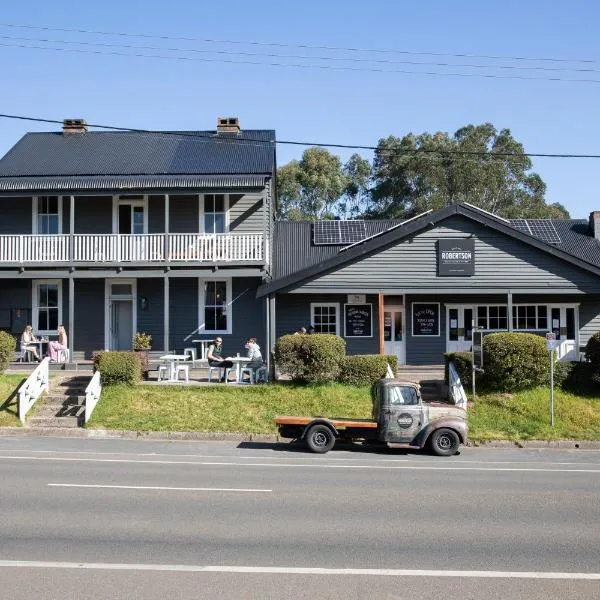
<box><xmin>447</xmin><ymin>306</ymin><xmax>474</xmax><ymax>353</ymax></box>
<box><xmin>105</xmin><ymin>280</ymin><xmax>137</xmax><ymax>350</ymax></box>
<box><xmin>383</xmin><ymin>307</ymin><xmax>405</xmax><ymax>365</ymax></box>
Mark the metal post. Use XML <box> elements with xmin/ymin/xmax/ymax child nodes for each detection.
<box><xmin>550</xmin><ymin>350</ymin><xmax>555</xmax><ymax>427</ymax></box>
<box><xmin>471</xmin><ymin>320</ymin><xmax>476</xmax><ymax>400</ymax></box>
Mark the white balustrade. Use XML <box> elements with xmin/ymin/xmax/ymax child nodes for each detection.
<box><xmin>18</xmin><ymin>357</ymin><xmax>50</xmax><ymax>423</ymax></box>
<box><xmin>84</xmin><ymin>371</ymin><xmax>102</xmax><ymax>424</ymax></box>
<box><xmin>0</xmin><ymin>233</ymin><xmax>264</xmax><ymax>263</ymax></box>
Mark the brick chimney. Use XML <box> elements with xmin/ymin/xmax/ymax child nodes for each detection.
<box><xmin>63</xmin><ymin>118</ymin><xmax>88</xmax><ymax>135</ymax></box>
<box><xmin>216</xmin><ymin>116</ymin><xmax>240</xmax><ymax>134</ymax></box>
<box><xmin>590</xmin><ymin>211</ymin><xmax>600</xmax><ymax>241</ymax></box>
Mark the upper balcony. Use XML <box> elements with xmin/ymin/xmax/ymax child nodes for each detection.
<box><xmin>0</xmin><ymin>233</ymin><xmax>266</xmax><ymax>266</ymax></box>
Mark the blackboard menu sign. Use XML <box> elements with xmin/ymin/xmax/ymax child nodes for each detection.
<box><xmin>412</xmin><ymin>303</ymin><xmax>440</xmax><ymax>336</ymax></box>
<box><xmin>344</xmin><ymin>304</ymin><xmax>373</xmax><ymax>338</ymax></box>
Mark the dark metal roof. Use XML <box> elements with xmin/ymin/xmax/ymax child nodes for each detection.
<box><xmin>261</xmin><ymin>205</ymin><xmax>600</xmax><ymax>296</ymax></box>
<box><xmin>0</xmin><ymin>130</ymin><xmax>276</xmax><ymax>183</ymax></box>
<box><xmin>0</xmin><ymin>174</ymin><xmax>268</xmax><ymax>193</ymax></box>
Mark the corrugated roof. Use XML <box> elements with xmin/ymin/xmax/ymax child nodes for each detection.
<box><xmin>0</xmin><ymin>129</ymin><xmax>276</xmax><ymax>178</ymax></box>
<box><xmin>0</xmin><ymin>174</ymin><xmax>267</xmax><ymax>193</ymax></box>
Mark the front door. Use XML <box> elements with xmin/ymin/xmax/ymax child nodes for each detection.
<box><xmin>551</xmin><ymin>306</ymin><xmax>578</xmax><ymax>360</ymax></box>
<box><xmin>382</xmin><ymin>384</ymin><xmax>423</xmax><ymax>443</ymax></box>
<box><xmin>447</xmin><ymin>306</ymin><xmax>474</xmax><ymax>353</ymax></box>
<box><xmin>383</xmin><ymin>307</ymin><xmax>405</xmax><ymax>365</ymax></box>
<box><xmin>117</xmin><ymin>197</ymin><xmax>147</xmax><ymax>261</ymax></box>
<box><xmin>110</xmin><ymin>300</ymin><xmax>133</xmax><ymax>350</ymax></box>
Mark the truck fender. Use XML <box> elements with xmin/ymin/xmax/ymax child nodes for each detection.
<box><xmin>416</xmin><ymin>418</ymin><xmax>467</xmax><ymax>448</ymax></box>
<box><xmin>300</xmin><ymin>419</ymin><xmax>339</xmax><ymax>440</ymax></box>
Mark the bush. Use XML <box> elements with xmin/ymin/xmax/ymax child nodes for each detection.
<box><xmin>482</xmin><ymin>332</ymin><xmax>549</xmax><ymax>392</ymax></box>
<box><xmin>444</xmin><ymin>352</ymin><xmax>473</xmax><ymax>387</ymax></box>
<box><xmin>585</xmin><ymin>331</ymin><xmax>600</xmax><ymax>372</ymax></box>
<box><xmin>0</xmin><ymin>331</ymin><xmax>16</xmax><ymax>373</ymax></box>
<box><xmin>274</xmin><ymin>334</ymin><xmax>346</xmax><ymax>383</ymax></box>
<box><xmin>339</xmin><ymin>354</ymin><xmax>398</xmax><ymax>385</ymax></box>
<box><xmin>561</xmin><ymin>362</ymin><xmax>600</xmax><ymax>396</ymax></box>
<box><xmin>92</xmin><ymin>350</ymin><xmax>104</xmax><ymax>373</ymax></box>
<box><xmin>98</xmin><ymin>351</ymin><xmax>141</xmax><ymax>385</ymax></box>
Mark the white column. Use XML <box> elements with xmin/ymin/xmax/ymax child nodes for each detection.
<box><xmin>164</xmin><ymin>275</ymin><xmax>170</xmax><ymax>352</ymax></box>
<box><xmin>164</xmin><ymin>194</ymin><xmax>170</xmax><ymax>262</ymax></box>
<box><xmin>68</xmin><ymin>277</ymin><xmax>74</xmax><ymax>360</ymax></box>
<box><xmin>507</xmin><ymin>291</ymin><xmax>513</xmax><ymax>332</ymax></box>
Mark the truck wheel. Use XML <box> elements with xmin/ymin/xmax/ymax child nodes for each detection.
<box><xmin>305</xmin><ymin>424</ymin><xmax>335</xmax><ymax>454</ymax></box>
<box><xmin>429</xmin><ymin>428</ymin><xmax>460</xmax><ymax>456</ymax></box>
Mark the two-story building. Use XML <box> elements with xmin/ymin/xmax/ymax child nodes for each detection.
<box><xmin>0</xmin><ymin>117</ymin><xmax>275</xmax><ymax>359</ymax></box>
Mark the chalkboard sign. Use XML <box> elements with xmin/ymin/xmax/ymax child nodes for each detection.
<box><xmin>412</xmin><ymin>303</ymin><xmax>440</xmax><ymax>336</ymax></box>
<box><xmin>344</xmin><ymin>304</ymin><xmax>373</xmax><ymax>338</ymax></box>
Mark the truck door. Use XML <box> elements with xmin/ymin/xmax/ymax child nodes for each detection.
<box><xmin>381</xmin><ymin>385</ymin><xmax>423</xmax><ymax>443</ymax></box>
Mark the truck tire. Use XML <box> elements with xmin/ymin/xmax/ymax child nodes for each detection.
<box><xmin>305</xmin><ymin>424</ymin><xmax>336</xmax><ymax>454</ymax></box>
<box><xmin>429</xmin><ymin>428</ymin><xmax>460</xmax><ymax>457</ymax></box>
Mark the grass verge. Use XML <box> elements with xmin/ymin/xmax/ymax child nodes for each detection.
<box><xmin>0</xmin><ymin>374</ymin><xmax>27</xmax><ymax>427</ymax></box>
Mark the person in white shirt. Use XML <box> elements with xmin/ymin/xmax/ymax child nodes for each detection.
<box><xmin>20</xmin><ymin>325</ymin><xmax>41</xmax><ymax>362</ymax></box>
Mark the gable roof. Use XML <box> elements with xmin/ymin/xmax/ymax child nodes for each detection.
<box><xmin>258</xmin><ymin>203</ymin><xmax>600</xmax><ymax>297</ymax></box>
<box><xmin>0</xmin><ymin>129</ymin><xmax>276</xmax><ymax>192</ymax></box>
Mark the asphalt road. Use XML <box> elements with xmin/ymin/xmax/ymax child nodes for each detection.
<box><xmin>0</xmin><ymin>436</ymin><xmax>598</xmax><ymax>599</ymax></box>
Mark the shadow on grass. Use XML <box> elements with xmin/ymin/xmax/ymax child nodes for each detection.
<box><xmin>0</xmin><ymin>378</ymin><xmax>25</xmax><ymax>417</ymax></box>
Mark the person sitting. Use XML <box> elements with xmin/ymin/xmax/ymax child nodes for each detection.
<box><xmin>243</xmin><ymin>337</ymin><xmax>265</xmax><ymax>382</ymax></box>
<box><xmin>207</xmin><ymin>337</ymin><xmax>234</xmax><ymax>382</ymax></box>
<box><xmin>20</xmin><ymin>325</ymin><xmax>42</xmax><ymax>362</ymax></box>
<box><xmin>47</xmin><ymin>325</ymin><xmax>68</xmax><ymax>362</ymax></box>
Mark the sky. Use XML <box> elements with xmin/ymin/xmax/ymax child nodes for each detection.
<box><xmin>0</xmin><ymin>0</ymin><xmax>599</xmax><ymax>218</ymax></box>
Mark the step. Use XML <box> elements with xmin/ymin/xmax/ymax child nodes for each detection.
<box><xmin>27</xmin><ymin>415</ymin><xmax>81</xmax><ymax>428</ymax></box>
<box><xmin>43</xmin><ymin>394</ymin><xmax>86</xmax><ymax>404</ymax></box>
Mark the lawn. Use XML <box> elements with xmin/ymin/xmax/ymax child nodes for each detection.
<box><xmin>0</xmin><ymin>374</ymin><xmax>27</xmax><ymax>427</ymax></box>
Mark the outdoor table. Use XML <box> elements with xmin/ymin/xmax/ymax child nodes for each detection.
<box><xmin>229</xmin><ymin>355</ymin><xmax>252</xmax><ymax>383</ymax></box>
<box><xmin>159</xmin><ymin>354</ymin><xmax>188</xmax><ymax>382</ymax></box>
<box><xmin>191</xmin><ymin>339</ymin><xmax>212</xmax><ymax>361</ymax></box>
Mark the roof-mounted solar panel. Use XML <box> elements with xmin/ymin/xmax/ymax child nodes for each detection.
<box><xmin>313</xmin><ymin>220</ymin><xmax>367</xmax><ymax>245</ymax></box>
<box><xmin>509</xmin><ymin>219</ymin><xmax>561</xmax><ymax>244</ymax></box>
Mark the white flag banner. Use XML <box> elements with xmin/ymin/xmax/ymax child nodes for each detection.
<box><xmin>385</xmin><ymin>363</ymin><xmax>395</xmax><ymax>379</ymax></box>
<box><xmin>449</xmin><ymin>361</ymin><xmax>468</xmax><ymax>409</ymax></box>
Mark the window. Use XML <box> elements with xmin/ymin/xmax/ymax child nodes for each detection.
<box><xmin>513</xmin><ymin>305</ymin><xmax>547</xmax><ymax>331</ymax></box>
<box><xmin>35</xmin><ymin>196</ymin><xmax>61</xmax><ymax>234</ymax></box>
<box><xmin>199</xmin><ymin>279</ymin><xmax>231</xmax><ymax>334</ymax></box>
<box><xmin>203</xmin><ymin>194</ymin><xmax>227</xmax><ymax>233</ymax></box>
<box><xmin>311</xmin><ymin>303</ymin><xmax>340</xmax><ymax>335</ymax></box>
<box><xmin>32</xmin><ymin>280</ymin><xmax>62</xmax><ymax>335</ymax></box>
<box><xmin>477</xmin><ymin>305</ymin><xmax>507</xmax><ymax>330</ymax></box>
<box><xmin>389</xmin><ymin>385</ymin><xmax>419</xmax><ymax>406</ymax></box>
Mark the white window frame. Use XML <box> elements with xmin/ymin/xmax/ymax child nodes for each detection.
<box><xmin>112</xmin><ymin>194</ymin><xmax>148</xmax><ymax>234</ymax></box>
<box><xmin>32</xmin><ymin>279</ymin><xmax>63</xmax><ymax>336</ymax></box>
<box><xmin>310</xmin><ymin>302</ymin><xmax>340</xmax><ymax>335</ymax></box>
<box><xmin>475</xmin><ymin>304</ymin><xmax>509</xmax><ymax>331</ymax></box>
<box><xmin>200</xmin><ymin>193</ymin><xmax>230</xmax><ymax>234</ymax></box>
<box><xmin>198</xmin><ymin>278</ymin><xmax>232</xmax><ymax>335</ymax></box>
<box><xmin>32</xmin><ymin>196</ymin><xmax>63</xmax><ymax>234</ymax></box>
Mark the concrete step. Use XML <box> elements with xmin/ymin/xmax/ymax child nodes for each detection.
<box><xmin>43</xmin><ymin>394</ymin><xmax>85</xmax><ymax>404</ymax></box>
<box><xmin>27</xmin><ymin>415</ymin><xmax>80</xmax><ymax>428</ymax></box>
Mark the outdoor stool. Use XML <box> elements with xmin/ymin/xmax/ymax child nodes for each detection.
<box><xmin>176</xmin><ymin>364</ymin><xmax>190</xmax><ymax>382</ymax></box>
<box><xmin>240</xmin><ymin>366</ymin><xmax>255</xmax><ymax>384</ymax></box>
<box><xmin>157</xmin><ymin>364</ymin><xmax>170</xmax><ymax>382</ymax></box>
<box><xmin>208</xmin><ymin>365</ymin><xmax>230</xmax><ymax>383</ymax></box>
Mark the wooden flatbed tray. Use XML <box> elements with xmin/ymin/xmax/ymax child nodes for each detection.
<box><xmin>274</xmin><ymin>416</ymin><xmax>378</xmax><ymax>429</ymax></box>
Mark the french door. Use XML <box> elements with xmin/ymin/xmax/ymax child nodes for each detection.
<box><xmin>383</xmin><ymin>307</ymin><xmax>405</xmax><ymax>365</ymax></box>
<box><xmin>447</xmin><ymin>306</ymin><xmax>474</xmax><ymax>353</ymax></box>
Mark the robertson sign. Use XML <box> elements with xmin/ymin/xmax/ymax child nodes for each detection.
<box><xmin>438</xmin><ymin>239</ymin><xmax>475</xmax><ymax>276</ymax></box>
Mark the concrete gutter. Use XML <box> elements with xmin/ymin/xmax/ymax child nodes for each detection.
<box><xmin>0</xmin><ymin>427</ymin><xmax>599</xmax><ymax>449</ymax></box>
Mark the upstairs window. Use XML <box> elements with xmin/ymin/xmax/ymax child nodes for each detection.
<box><xmin>203</xmin><ymin>194</ymin><xmax>226</xmax><ymax>233</ymax></box>
<box><xmin>36</xmin><ymin>196</ymin><xmax>61</xmax><ymax>234</ymax></box>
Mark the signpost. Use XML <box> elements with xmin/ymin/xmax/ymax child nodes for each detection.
<box><xmin>471</xmin><ymin>326</ymin><xmax>484</xmax><ymax>402</ymax></box>
<box><xmin>546</xmin><ymin>332</ymin><xmax>559</xmax><ymax>427</ymax></box>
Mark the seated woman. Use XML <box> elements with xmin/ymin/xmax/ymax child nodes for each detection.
<box><xmin>244</xmin><ymin>337</ymin><xmax>265</xmax><ymax>382</ymax></box>
<box><xmin>20</xmin><ymin>325</ymin><xmax>41</xmax><ymax>362</ymax></box>
<box><xmin>207</xmin><ymin>337</ymin><xmax>234</xmax><ymax>382</ymax></box>
<box><xmin>47</xmin><ymin>325</ymin><xmax>68</xmax><ymax>362</ymax></box>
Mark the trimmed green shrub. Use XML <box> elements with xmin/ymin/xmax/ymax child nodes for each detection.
<box><xmin>482</xmin><ymin>332</ymin><xmax>549</xmax><ymax>392</ymax></box>
<box><xmin>92</xmin><ymin>350</ymin><xmax>104</xmax><ymax>373</ymax></box>
<box><xmin>0</xmin><ymin>331</ymin><xmax>16</xmax><ymax>373</ymax></box>
<box><xmin>274</xmin><ymin>334</ymin><xmax>346</xmax><ymax>383</ymax></box>
<box><xmin>561</xmin><ymin>362</ymin><xmax>600</xmax><ymax>396</ymax></box>
<box><xmin>98</xmin><ymin>351</ymin><xmax>141</xmax><ymax>385</ymax></box>
<box><xmin>339</xmin><ymin>354</ymin><xmax>398</xmax><ymax>385</ymax></box>
<box><xmin>444</xmin><ymin>352</ymin><xmax>473</xmax><ymax>388</ymax></box>
<box><xmin>584</xmin><ymin>331</ymin><xmax>600</xmax><ymax>372</ymax></box>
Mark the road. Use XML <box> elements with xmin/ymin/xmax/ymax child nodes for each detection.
<box><xmin>0</xmin><ymin>436</ymin><xmax>598</xmax><ymax>599</ymax></box>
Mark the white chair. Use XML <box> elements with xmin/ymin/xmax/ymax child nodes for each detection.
<box><xmin>208</xmin><ymin>365</ymin><xmax>230</xmax><ymax>383</ymax></box>
<box><xmin>57</xmin><ymin>348</ymin><xmax>70</xmax><ymax>363</ymax></box>
<box><xmin>19</xmin><ymin>347</ymin><xmax>35</xmax><ymax>363</ymax></box>
<box><xmin>183</xmin><ymin>347</ymin><xmax>197</xmax><ymax>365</ymax></box>
<box><xmin>176</xmin><ymin>364</ymin><xmax>189</xmax><ymax>382</ymax></box>
<box><xmin>157</xmin><ymin>364</ymin><xmax>170</xmax><ymax>382</ymax></box>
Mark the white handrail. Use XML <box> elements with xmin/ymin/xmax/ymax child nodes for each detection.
<box><xmin>84</xmin><ymin>371</ymin><xmax>102</xmax><ymax>424</ymax></box>
<box><xmin>18</xmin><ymin>357</ymin><xmax>50</xmax><ymax>423</ymax></box>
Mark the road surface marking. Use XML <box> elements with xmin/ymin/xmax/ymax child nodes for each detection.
<box><xmin>2</xmin><ymin>455</ymin><xmax>600</xmax><ymax>472</ymax></box>
<box><xmin>0</xmin><ymin>561</ymin><xmax>598</xmax><ymax>579</ymax></box>
<box><xmin>48</xmin><ymin>483</ymin><xmax>271</xmax><ymax>492</ymax></box>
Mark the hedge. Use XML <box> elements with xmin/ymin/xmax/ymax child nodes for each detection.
<box><xmin>0</xmin><ymin>331</ymin><xmax>16</xmax><ymax>373</ymax></box>
<box><xmin>444</xmin><ymin>352</ymin><xmax>474</xmax><ymax>388</ymax></box>
<box><xmin>339</xmin><ymin>354</ymin><xmax>398</xmax><ymax>385</ymax></box>
<box><xmin>274</xmin><ymin>334</ymin><xmax>346</xmax><ymax>382</ymax></box>
<box><xmin>98</xmin><ymin>351</ymin><xmax>141</xmax><ymax>385</ymax></box>
<box><xmin>585</xmin><ymin>331</ymin><xmax>600</xmax><ymax>372</ymax></box>
<box><xmin>482</xmin><ymin>332</ymin><xmax>549</xmax><ymax>392</ymax></box>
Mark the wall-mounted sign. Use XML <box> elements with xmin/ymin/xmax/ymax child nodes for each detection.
<box><xmin>344</xmin><ymin>303</ymin><xmax>373</xmax><ymax>338</ymax></box>
<box><xmin>412</xmin><ymin>303</ymin><xmax>440</xmax><ymax>337</ymax></box>
<box><xmin>438</xmin><ymin>239</ymin><xmax>475</xmax><ymax>276</ymax></box>
<box><xmin>347</xmin><ymin>294</ymin><xmax>366</xmax><ymax>304</ymax></box>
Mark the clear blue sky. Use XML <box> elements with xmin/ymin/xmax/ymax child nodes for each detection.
<box><xmin>1</xmin><ymin>1</ymin><xmax>598</xmax><ymax>218</ymax></box>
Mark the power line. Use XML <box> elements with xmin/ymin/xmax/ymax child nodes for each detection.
<box><xmin>1</xmin><ymin>112</ymin><xmax>600</xmax><ymax>160</ymax></box>
<box><xmin>2</xmin><ymin>34</ymin><xmax>600</xmax><ymax>75</ymax></box>
<box><xmin>3</xmin><ymin>40</ymin><xmax>600</xmax><ymax>85</ymax></box>
<box><xmin>1</xmin><ymin>21</ymin><xmax>598</xmax><ymax>65</ymax></box>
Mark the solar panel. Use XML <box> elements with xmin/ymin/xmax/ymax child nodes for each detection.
<box><xmin>313</xmin><ymin>220</ymin><xmax>367</xmax><ymax>245</ymax></box>
<box><xmin>509</xmin><ymin>219</ymin><xmax>561</xmax><ymax>244</ymax></box>
<box><xmin>510</xmin><ymin>219</ymin><xmax>531</xmax><ymax>235</ymax></box>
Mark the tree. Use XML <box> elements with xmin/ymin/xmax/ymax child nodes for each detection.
<box><xmin>368</xmin><ymin>123</ymin><xmax>569</xmax><ymax>220</ymax></box>
<box><xmin>276</xmin><ymin>147</ymin><xmax>347</xmax><ymax>220</ymax></box>
<box><xmin>338</xmin><ymin>153</ymin><xmax>372</xmax><ymax>219</ymax></box>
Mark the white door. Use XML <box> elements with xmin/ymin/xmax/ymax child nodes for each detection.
<box><xmin>118</xmin><ymin>200</ymin><xmax>147</xmax><ymax>261</ymax></box>
<box><xmin>550</xmin><ymin>306</ymin><xmax>578</xmax><ymax>361</ymax></box>
<box><xmin>383</xmin><ymin>308</ymin><xmax>405</xmax><ymax>365</ymax></box>
<box><xmin>447</xmin><ymin>306</ymin><xmax>474</xmax><ymax>353</ymax></box>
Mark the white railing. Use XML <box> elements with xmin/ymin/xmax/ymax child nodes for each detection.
<box><xmin>0</xmin><ymin>233</ymin><xmax>264</xmax><ymax>263</ymax></box>
<box><xmin>18</xmin><ymin>357</ymin><xmax>50</xmax><ymax>423</ymax></box>
<box><xmin>84</xmin><ymin>371</ymin><xmax>102</xmax><ymax>424</ymax></box>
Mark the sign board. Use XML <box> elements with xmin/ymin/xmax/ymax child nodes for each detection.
<box><xmin>344</xmin><ymin>304</ymin><xmax>373</xmax><ymax>338</ymax></box>
<box><xmin>438</xmin><ymin>239</ymin><xmax>475</xmax><ymax>277</ymax></box>
<box><xmin>347</xmin><ymin>294</ymin><xmax>366</xmax><ymax>304</ymax></box>
<box><xmin>449</xmin><ymin>361</ymin><xmax>468</xmax><ymax>409</ymax></box>
<box><xmin>472</xmin><ymin>329</ymin><xmax>484</xmax><ymax>368</ymax></box>
<box><xmin>546</xmin><ymin>332</ymin><xmax>556</xmax><ymax>341</ymax></box>
<box><xmin>412</xmin><ymin>303</ymin><xmax>440</xmax><ymax>337</ymax></box>
<box><xmin>547</xmin><ymin>339</ymin><xmax>560</xmax><ymax>351</ymax></box>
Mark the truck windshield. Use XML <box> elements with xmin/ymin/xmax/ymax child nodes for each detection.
<box><xmin>389</xmin><ymin>386</ymin><xmax>418</xmax><ymax>406</ymax></box>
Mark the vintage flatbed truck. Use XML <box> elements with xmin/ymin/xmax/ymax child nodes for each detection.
<box><xmin>275</xmin><ymin>378</ymin><xmax>468</xmax><ymax>456</ymax></box>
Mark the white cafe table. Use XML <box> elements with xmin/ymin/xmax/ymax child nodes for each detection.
<box><xmin>229</xmin><ymin>356</ymin><xmax>251</xmax><ymax>383</ymax></box>
<box><xmin>159</xmin><ymin>354</ymin><xmax>188</xmax><ymax>382</ymax></box>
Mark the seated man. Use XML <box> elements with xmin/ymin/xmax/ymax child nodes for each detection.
<box><xmin>207</xmin><ymin>337</ymin><xmax>234</xmax><ymax>382</ymax></box>
<box><xmin>244</xmin><ymin>337</ymin><xmax>266</xmax><ymax>382</ymax></box>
